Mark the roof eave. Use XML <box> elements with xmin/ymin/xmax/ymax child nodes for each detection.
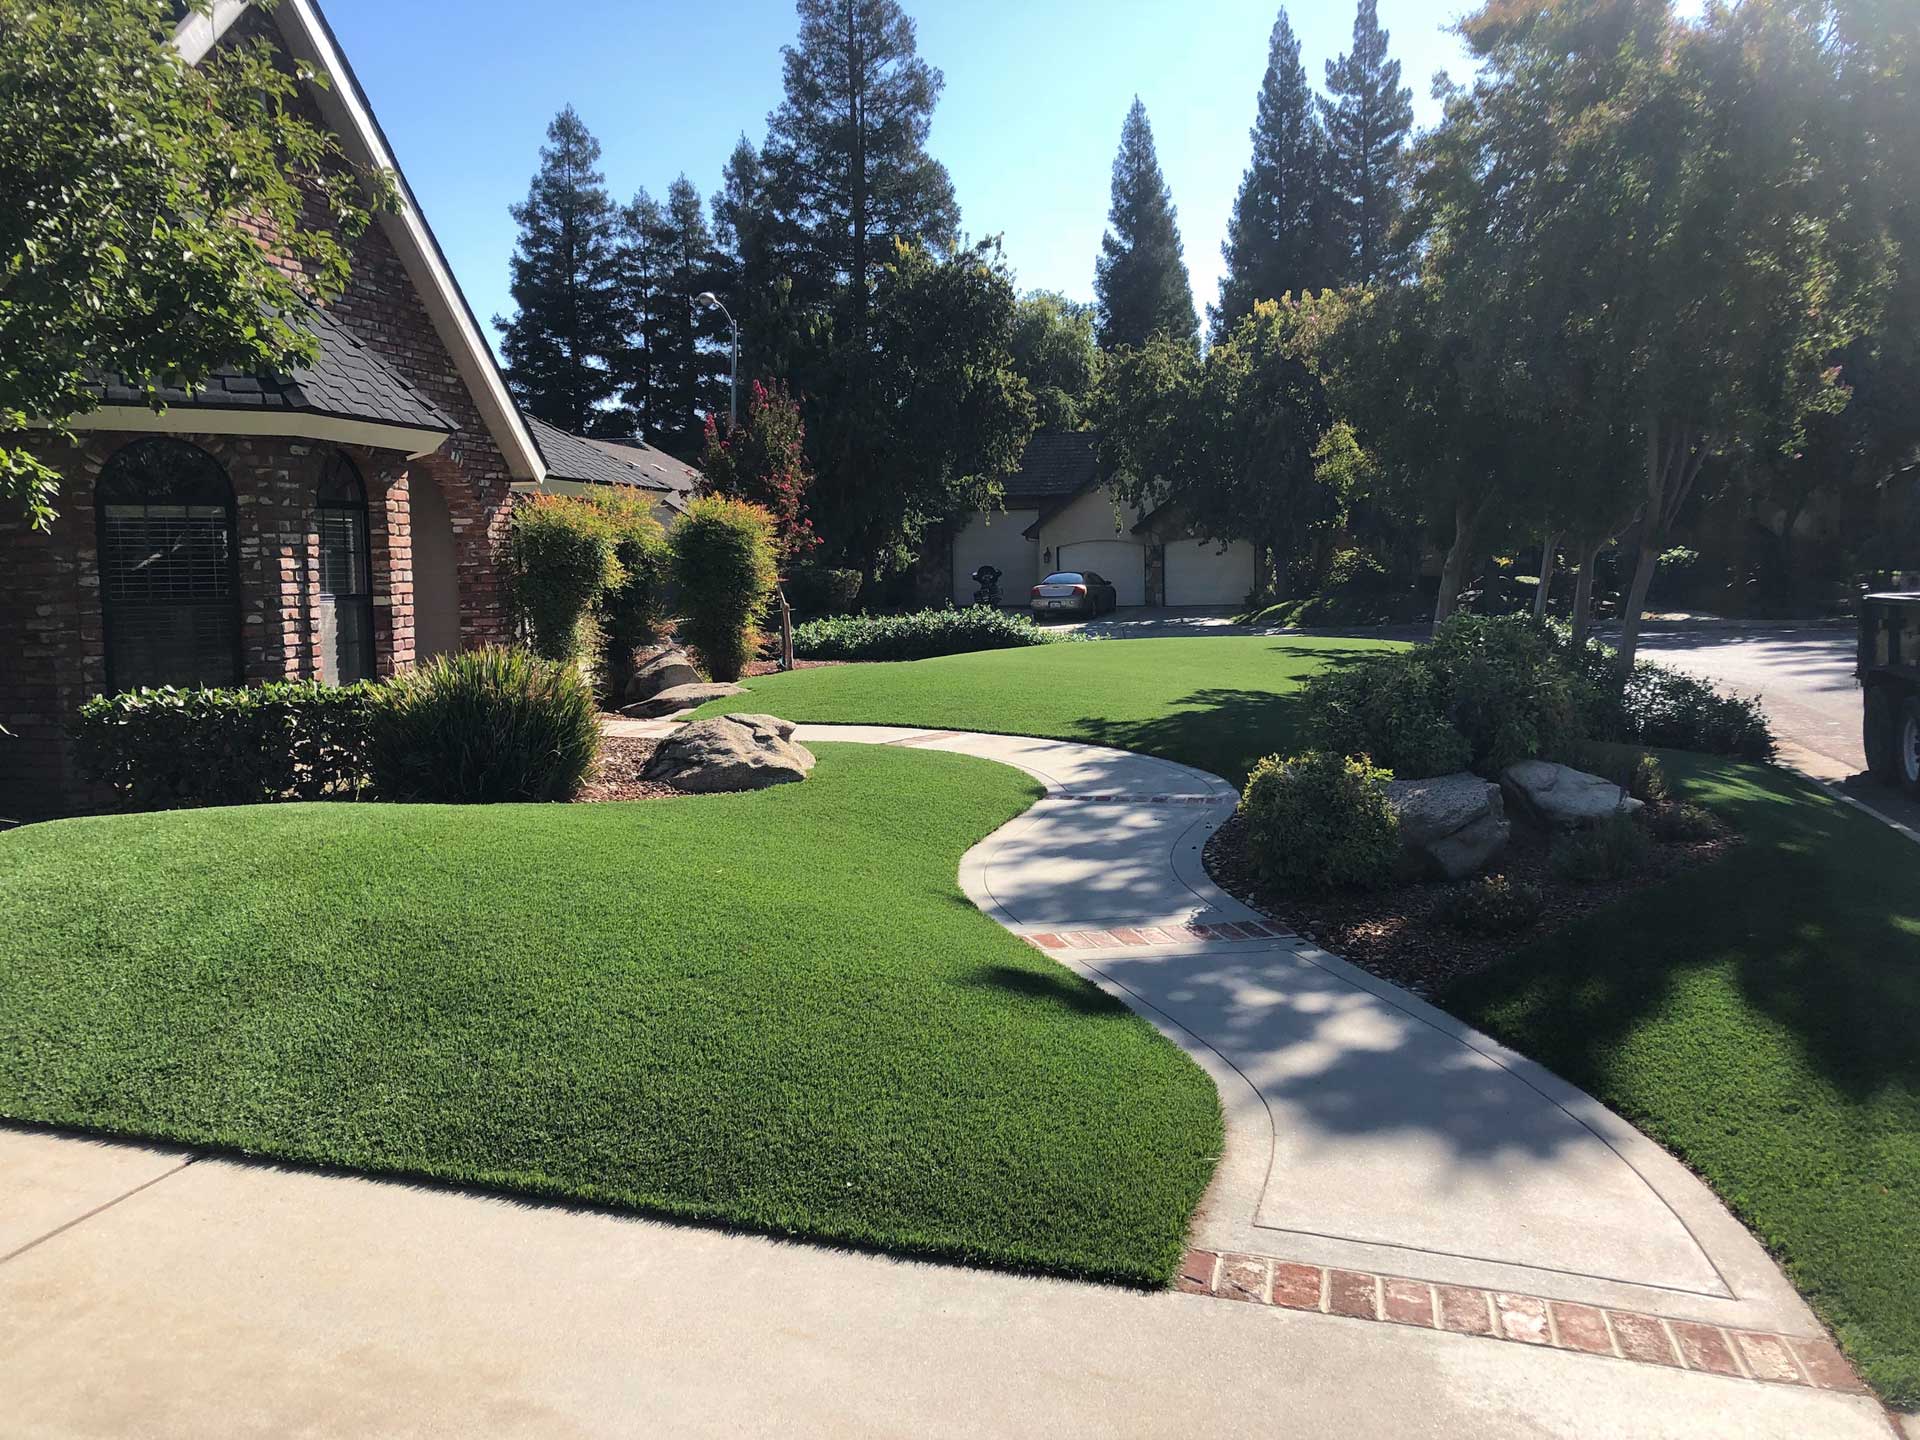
<box><xmin>65</xmin><ymin>404</ymin><xmax>451</xmax><ymax>458</ymax></box>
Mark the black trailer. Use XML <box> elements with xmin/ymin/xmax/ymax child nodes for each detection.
<box><xmin>1860</xmin><ymin>592</ymin><xmax>1920</xmax><ymax>792</ymax></box>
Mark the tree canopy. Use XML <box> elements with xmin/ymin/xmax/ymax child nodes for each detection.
<box><xmin>1320</xmin><ymin>0</ymin><xmax>1414</xmax><ymax>284</ymax></box>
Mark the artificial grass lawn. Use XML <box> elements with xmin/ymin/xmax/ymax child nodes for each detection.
<box><xmin>1445</xmin><ymin>755</ymin><xmax>1920</xmax><ymax>1406</ymax></box>
<box><xmin>697</xmin><ymin>634</ymin><xmax>1406</xmax><ymax>786</ymax></box>
<box><xmin>0</xmin><ymin>744</ymin><xmax>1222</xmax><ymax>1284</ymax></box>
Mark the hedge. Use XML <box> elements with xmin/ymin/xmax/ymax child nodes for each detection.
<box><xmin>792</xmin><ymin>606</ymin><xmax>1060</xmax><ymax>662</ymax></box>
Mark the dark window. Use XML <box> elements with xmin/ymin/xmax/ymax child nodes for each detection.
<box><xmin>1042</xmin><ymin>573</ymin><xmax>1085</xmax><ymax>585</ymax></box>
<box><xmin>317</xmin><ymin>452</ymin><xmax>375</xmax><ymax>685</ymax></box>
<box><xmin>96</xmin><ymin>438</ymin><xmax>239</xmax><ymax>692</ymax></box>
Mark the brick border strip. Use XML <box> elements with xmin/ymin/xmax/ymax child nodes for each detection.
<box><xmin>1175</xmin><ymin>1249</ymin><xmax>1866</xmax><ymax>1394</ymax></box>
<box><xmin>1028</xmin><ymin>919</ymin><xmax>1288</xmax><ymax>951</ymax></box>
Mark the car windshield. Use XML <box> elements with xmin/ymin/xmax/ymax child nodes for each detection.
<box><xmin>1041</xmin><ymin>573</ymin><xmax>1084</xmax><ymax>584</ymax></box>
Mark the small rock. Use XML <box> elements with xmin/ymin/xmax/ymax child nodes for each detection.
<box><xmin>641</xmin><ymin>713</ymin><xmax>815</xmax><ymax>792</ymax></box>
<box><xmin>1500</xmin><ymin>760</ymin><xmax>1644</xmax><ymax>831</ymax></box>
<box><xmin>624</xmin><ymin>646</ymin><xmax>702</xmax><ymax>704</ymax></box>
<box><xmin>620</xmin><ymin>681</ymin><xmax>744</xmax><ymax>719</ymax></box>
<box><xmin>1385</xmin><ymin>773</ymin><xmax>1509</xmax><ymax>880</ymax></box>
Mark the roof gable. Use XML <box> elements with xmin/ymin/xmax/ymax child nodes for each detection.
<box><xmin>1002</xmin><ymin>431</ymin><xmax>1101</xmax><ymax>504</ymax></box>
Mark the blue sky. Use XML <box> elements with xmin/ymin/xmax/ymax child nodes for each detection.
<box><xmin>321</xmin><ymin>0</ymin><xmax>1475</xmax><ymax>348</ymax></box>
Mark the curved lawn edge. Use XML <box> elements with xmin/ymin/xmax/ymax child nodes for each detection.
<box><xmin>0</xmin><ymin>744</ymin><xmax>1223</xmax><ymax>1288</ymax></box>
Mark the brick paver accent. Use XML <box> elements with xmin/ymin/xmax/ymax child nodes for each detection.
<box><xmin>1021</xmin><ymin>918</ymin><xmax>1294</xmax><ymax>951</ymax></box>
<box><xmin>1172</xmin><ymin>1248</ymin><xmax>1865</xmax><ymax>1395</ymax></box>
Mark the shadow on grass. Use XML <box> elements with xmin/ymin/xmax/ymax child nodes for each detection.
<box><xmin>963</xmin><ymin>964</ymin><xmax>1126</xmax><ymax>1017</ymax></box>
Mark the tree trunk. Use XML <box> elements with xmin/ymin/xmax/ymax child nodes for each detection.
<box><xmin>1570</xmin><ymin>540</ymin><xmax>1602</xmax><ymax>648</ymax></box>
<box><xmin>1533</xmin><ymin>532</ymin><xmax>1559</xmax><ymax>620</ymax></box>
<box><xmin>1433</xmin><ymin>494</ymin><xmax>1485</xmax><ymax>626</ymax></box>
<box><xmin>1617</xmin><ymin>542</ymin><xmax>1660</xmax><ymax>675</ymax></box>
<box><xmin>1267</xmin><ymin>536</ymin><xmax>1291</xmax><ymax>603</ymax></box>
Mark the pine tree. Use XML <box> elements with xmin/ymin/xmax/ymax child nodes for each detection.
<box><xmin>496</xmin><ymin>106</ymin><xmax>623</xmax><ymax>432</ymax></box>
<box><xmin>1320</xmin><ymin>0</ymin><xmax>1414</xmax><ymax>284</ymax></box>
<box><xmin>761</xmin><ymin>0</ymin><xmax>959</xmax><ymax>333</ymax></box>
<box><xmin>709</xmin><ymin>135</ymin><xmax>779</xmax><ymax>387</ymax></box>
<box><xmin>1213</xmin><ymin>8</ymin><xmax>1330</xmax><ymax>340</ymax></box>
<box><xmin>1094</xmin><ymin>98</ymin><xmax>1198</xmax><ymax>350</ymax></box>
<box><xmin>611</xmin><ymin>186</ymin><xmax>669</xmax><ymax>438</ymax></box>
<box><xmin>647</xmin><ymin>176</ymin><xmax>728</xmax><ymax>458</ymax></box>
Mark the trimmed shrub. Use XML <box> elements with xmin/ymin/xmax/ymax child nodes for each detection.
<box><xmin>583</xmin><ymin>489</ymin><xmax>672</xmax><ymax>697</ymax></box>
<box><xmin>1241</xmin><ymin>750</ymin><xmax>1399</xmax><ymax>893</ymax></box>
<box><xmin>74</xmin><ymin>682</ymin><xmax>378</xmax><ymax>811</ymax></box>
<box><xmin>1550</xmin><ymin>813</ymin><xmax>1651</xmax><ymax>883</ymax></box>
<box><xmin>502</xmin><ymin>495</ymin><xmax>621</xmax><ymax>665</ymax></box>
<box><xmin>369</xmin><ymin>647</ymin><xmax>599</xmax><ymax>803</ymax></box>
<box><xmin>1301</xmin><ymin>658</ymin><xmax>1473</xmax><ymax>780</ymax></box>
<box><xmin>786</xmin><ymin>563</ymin><xmax>864</xmax><ymax>618</ymax></box>
<box><xmin>672</xmin><ymin>495</ymin><xmax>778</xmax><ymax>682</ymax></box>
<box><xmin>792</xmin><ymin>606</ymin><xmax>1058</xmax><ymax>662</ymax></box>
<box><xmin>1438</xmin><ymin>875</ymin><xmax>1545</xmax><ymax>936</ymax></box>
<box><xmin>1647</xmin><ymin>801</ymin><xmax>1720</xmax><ymax>843</ymax></box>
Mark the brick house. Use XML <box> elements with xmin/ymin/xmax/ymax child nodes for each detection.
<box><xmin>0</xmin><ymin>0</ymin><xmax>689</xmax><ymax>820</ymax></box>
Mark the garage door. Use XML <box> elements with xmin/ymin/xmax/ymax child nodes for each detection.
<box><xmin>1057</xmin><ymin>541</ymin><xmax>1147</xmax><ymax>607</ymax></box>
<box><xmin>1164</xmin><ymin>539</ymin><xmax>1256</xmax><ymax>606</ymax></box>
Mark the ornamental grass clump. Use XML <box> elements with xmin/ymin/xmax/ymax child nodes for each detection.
<box><xmin>1240</xmin><ymin>750</ymin><xmax>1398</xmax><ymax>893</ymax></box>
<box><xmin>671</xmin><ymin>495</ymin><xmax>778</xmax><ymax>682</ymax></box>
<box><xmin>369</xmin><ymin>646</ymin><xmax>599</xmax><ymax>803</ymax></box>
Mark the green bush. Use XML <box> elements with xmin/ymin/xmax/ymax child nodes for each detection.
<box><xmin>1301</xmin><ymin>657</ymin><xmax>1474</xmax><ymax>779</ymax></box>
<box><xmin>1438</xmin><ymin>875</ymin><xmax>1545</xmax><ymax>935</ymax></box>
<box><xmin>502</xmin><ymin>495</ymin><xmax>622</xmax><ymax>665</ymax></box>
<box><xmin>369</xmin><ymin>647</ymin><xmax>599</xmax><ymax>803</ymax></box>
<box><xmin>1550</xmin><ymin>813</ymin><xmax>1652</xmax><ymax>883</ymax></box>
<box><xmin>1426</xmin><ymin>613</ymin><xmax>1594</xmax><ymax>773</ymax></box>
<box><xmin>785</xmin><ymin>563</ymin><xmax>865</xmax><ymax>617</ymax></box>
<box><xmin>1240</xmin><ymin>751</ymin><xmax>1399</xmax><ymax>893</ymax></box>
<box><xmin>1547</xmin><ymin>628</ymin><xmax>1776</xmax><ymax>761</ymax></box>
<box><xmin>792</xmin><ymin>606</ymin><xmax>1059</xmax><ymax>662</ymax></box>
<box><xmin>672</xmin><ymin>495</ymin><xmax>778</xmax><ymax>682</ymax></box>
<box><xmin>74</xmin><ymin>682</ymin><xmax>378</xmax><ymax>811</ymax></box>
<box><xmin>1647</xmin><ymin>800</ymin><xmax>1720</xmax><ymax>843</ymax></box>
<box><xmin>583</xmin><ymin>490</ymin><xmax>671</xmax><ymax>696</ymax></box>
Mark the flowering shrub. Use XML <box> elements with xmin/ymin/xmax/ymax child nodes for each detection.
<box><xmin>698</xmin><ymin>380</ymin><xmax>818</xmax><ymax>566</ymax></box>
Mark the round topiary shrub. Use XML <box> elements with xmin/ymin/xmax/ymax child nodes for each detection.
<box><xmin>370</xmin><ymin>646</ymin><xmax>599</xmax><ymax>803</ymax></box>
<box><xmin>1240</xmin><ymin>750</ymin><xmax>1399</xmax><ymax>893</ymax></box>
<box><xmin>671</xmin><ymin>495</ymin><xmax>778</xmax><ymax>682</ymax></box>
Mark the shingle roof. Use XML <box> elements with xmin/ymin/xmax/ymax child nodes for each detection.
<box><xmin>525</xmin><ymin>418</ymin><xmax>702</xmax><ymax>511</ymax></box>
<box><xmin>88</xmin><ymin>304</ymin><xmax>455</xmax><ymax>436</ymax></box>
<box><xmin>1001</xmin><ymin>430</ymin><xmax>1100</xmax><ymax>504</ymax></box>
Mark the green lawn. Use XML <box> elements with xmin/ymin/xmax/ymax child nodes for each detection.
<box><xmin>0</xmin><ymin>743</ymin><xmax>1221</xmax><ymax>1284</ymax></box>
<box><xmin>1445</xmin><ymin>756</ymin><xmax>1920</xmax><ymax>1406</ymax></box>
<box><xmin>699</xmin><ymin>634</ymin><xmax>1407</xmax><ymax>786</ymax></box>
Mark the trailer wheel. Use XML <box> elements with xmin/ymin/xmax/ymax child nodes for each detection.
<box><xmin>1901</xmin><ymin>696</ymin><xmax>1920</xmax><ymax>797</ymax></box>
<box><xmin>1865</xmin><ymin>685</ymin><xmax>1900</xmax><ymax>785</ymax></box>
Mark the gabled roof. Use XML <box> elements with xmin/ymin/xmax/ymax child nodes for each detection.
<box><xmin>1001</xmin><ymin>431</ymin><xmax>1101</xmax><ymax>504</ymax></box>
<box><xmin>89</xmin><ymin>303</ymin><xmax>453</xmax><ymax>438</ymax></box>
<box><xmin>524</xmin><ymin>418</ymin><xmax>700</xmax><ymax>513</ymax></box>
<box><xmin>174</xmin><ymin>0</ymin><xmax>545</xmax><ymax>481</ymax></box>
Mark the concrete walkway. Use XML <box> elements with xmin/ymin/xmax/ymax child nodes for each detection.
<box><xmin>1</xmin><ymin>722</ymin><xmax>1897</xmax><ymax>1436</ymax></box>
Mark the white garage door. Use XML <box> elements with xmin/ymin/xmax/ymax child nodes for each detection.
<box><xmin>1164</xmin><ymin>539</ymin><xmax>1257</xmax><ymax>607</ymax></box>
<box><xmin>952</xmin><ymin>510</ymin><xmax>1039</xmax><ymax>605</ymax></box>
<box><xmin>1057</xmin><ymin>541</ymin><xmax>1147</xmax><ymax>607</ymax></box>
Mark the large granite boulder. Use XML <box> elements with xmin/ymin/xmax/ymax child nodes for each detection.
<box><xmin>642</xmin><ymin>713</ymin><xmax>814</xmax><ymax>792</ymax></box>
<box><xmin>621</xmin><ymin>681</ymin><xmax>744</xmax><ymax>719</ymax></box>
<box><xmin>1385</xmin><ymin>773</ymin><xmax>1509</xmax><ymax>880</ymax></box>
<box><xmin>624</xmin><ymin>646</ymin><xmax>701</xmax><ymax>704</ymax></box>
<box><xmin>1500</xmin><ymin>760</ymin><xmax>1644</xmax><ymax>830</ymax></box>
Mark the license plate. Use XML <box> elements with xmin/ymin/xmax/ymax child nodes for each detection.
<box><xmin>1044</xmin><ymin>599</ymin><xmax>1064</xmax><ymax>608</ymax></box>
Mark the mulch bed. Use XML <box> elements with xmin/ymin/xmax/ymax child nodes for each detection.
<box><xmin>577</xmin><ymin>736</ymin><xmax>686</xmax><ymax>803</ymax></box>
<box><xmin>1204</xmin><ymin>809</ymin><xmax>1738</xmax><ymax>997</ymax></box>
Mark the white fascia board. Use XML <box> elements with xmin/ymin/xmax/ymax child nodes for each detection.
<box><xmin>68</xmin><ymin>405</ymin><xmax>450</xmax><ymax>459</ymax></box>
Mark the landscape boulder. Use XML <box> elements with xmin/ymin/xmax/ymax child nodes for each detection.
<box><xmin>1500</xmin><ymin>760</ymin><xmax>1644</xmax><ymax>830</ymax></box>
<box><xmin>1384</xmin><ymin>773</ymin><xmax>1509</xmax><ymax>880</ymax></box>
<box><xmin>621</xmin><ymin>681</ymin><xmax>744</xmax><ymax>719</ymax></box>
<box><xmin>623</xmin><ymin>646</ymin><xmax>701</xmax><ymax>704</ymax></box>
<box><xmin>642</xmin><ymin>713</ymin><xmax>815</xmax><ymax>792</ymax></box>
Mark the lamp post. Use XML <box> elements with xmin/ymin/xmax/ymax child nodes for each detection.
<box><xmin>693</xmin><ymin>291</ymin><xmax>738</xmax><ymax>432</ymax></box>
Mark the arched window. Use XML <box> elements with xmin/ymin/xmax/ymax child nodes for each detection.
<box><xmin>317</xmin><ymin>451</ymin><xmax>374</xmax><ymax>685</ymax></box>
<box><xmin>96</xmin><ymin>438</ymin><xmax>239</xmax><ymax>692</ymax></box>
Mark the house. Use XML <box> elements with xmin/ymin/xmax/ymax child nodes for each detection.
<box><xmin>0</xmin><ymin>0</ymin><xmax>680</xmax><ymax>819</ymax></box>
<box><xmin>948</xmin><ymin>432</ymin><xmax>1259</xmax><ymax>609</ymax></box>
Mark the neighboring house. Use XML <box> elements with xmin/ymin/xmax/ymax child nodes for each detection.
<box><xmin>0</xmin><ymin>0</ymin><xmax>677</xmax><ymax>819</ymax></box>
<box><xmin>948</xmin><ymin>432</ymin><xmax>1258</xmax><ymax>608</ymax></box>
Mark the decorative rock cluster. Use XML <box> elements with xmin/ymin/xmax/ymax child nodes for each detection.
<box><xmin>620</xmin><ymin>646</ymin><xmax>745</xmax><ymax>718</ymax></box>
<box><xmin>1499</xmin><ymin>760</ymin><xmax>1643</xmax><ymax>831</ymax></box>
<box><xmin>1385</xmin><ymin>762</ymin><xmax>1642</xmax><ymax>879</ymax></box>
<box><xmin>642</xmin><ymin>713</ymin><xmax>814</xmax><ymax>792</ymax></box>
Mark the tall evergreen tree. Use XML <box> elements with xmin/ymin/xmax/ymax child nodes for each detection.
<box><xmin>1213</xmin><ymin>8</ymin><xmax>1331</xmax><ymax>340</ymax></box>
<box><xmin>647</xmin><ymin>176</ymin><xmax>729</xmax><ymax>458</ymax></box>
<box><xmin>1094</xmin><ymin>98</ymin><xmax>1199</xmax><ymax>350</ymax></box>
<box><xmin>1320</xmin><ymin>0</ymin><xmax>1414</xmax><ymax>284</ymax></box>
<box><xmin>612</xmin><ymin>186</ymin><xmax>669</xmax><ymax>438</ymax></box>
<box><xmin>761</xmin><ymin>0</ymin><xmax>959</xmax><ymax>334</ymax></box>
<box><xmin>709</xmin><ymin>135</ymin><xmax>782</xmax><ymax>386</ymax></box>
<box><xmin>496</xmin><ymin>106</ymin><xmax>624</xmax><ymax>432</ymax></box>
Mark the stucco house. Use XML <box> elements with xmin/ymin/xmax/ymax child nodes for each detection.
<box><xmin>948</xmin><ymin>432</ymin><xmax>1259</xmax><ymax>609</ymax></box>
<box><xmin>0</xmin><ymin>0</ymin><xmax>685</xmax><ymax>819</ymax></box>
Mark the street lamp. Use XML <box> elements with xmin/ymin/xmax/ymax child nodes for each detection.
<box><xmin>693</xmin><ymin>291</ymin><xmax>739</xmax><ymax>432</ymax></box>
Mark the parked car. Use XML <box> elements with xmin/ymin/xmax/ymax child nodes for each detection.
<box><xmin>1860</xmin><ymin>590</ymin><xmax>1920</xmax><ymax>793</ymax></box>
<box><xmin>1031</xmin><ymin>570</ymin><xmax>1118</xmax><ymax>619</ymax></box>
